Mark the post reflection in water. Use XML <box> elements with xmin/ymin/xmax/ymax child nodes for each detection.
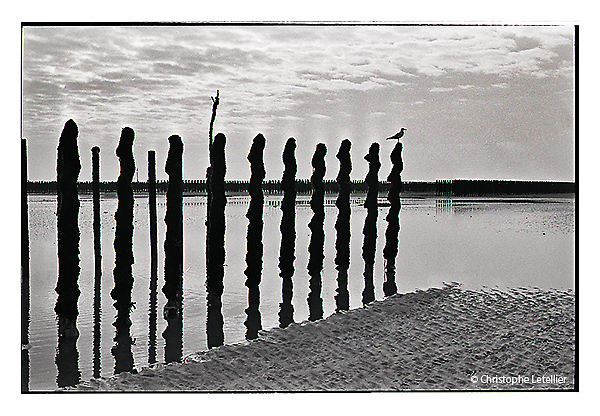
<box><xmin>22</xmin><ymin>347</ymin><xmax>29</xmax><ymax>393</ymax></box>
<box><xmin>244</xmin><ymin>134</ymin><xmax>266</xmax><ymax>339</ymax></box>
<box><xmin>162</xmin><ymin>135</ymin><xmax>184</xmax><ymax>363</ymax></box>
<box><xmin>436</xmin><ymin>199</ymin><xmax>453</xmax><ymax>216</ymax></box>
<box><xmin>148</xmin><ymin>258</ymin><xmax>158</xmax><ymax>364</ymax></box>
<box><xmin>307</xmin><ymin>143</ymin><xmax>327</xmax><ymax>321</ymax></box>
<box><xmin>163</xmin><ymin>307</ymin><xmax>183</xmax><ymax>364</ymax></box>
<box><xmin>245</xmin><ymin>286</ymin><xmax>262</xmax><ymax>340</ymax></box>
<box><xmin>111</xmin><ymin>309</ymin><xmax>135</xmax><ymax>374</ymax></box>
<box><xmin>383</xmin><ymin>142</ymin><xmax>403</xmax><ymax>297</ymax></box>
<box><xmin>207</xmin><ymin>291</ymin><xmax>224</xmax><ymax>349</ymax></box>
<box><xmin>362</xmin><ymin>143</ymin><xmax>380</xmax><ymax>305</ymax></box>
<box><xmin>206</xmin><ymin>133</ymin><xmax>226</xmax><ymax>348</ymax></box>
<box><xmin>334</xmin><ymin>139</ymin><xmax>352</xmax><ymax>311</ymax></box>
<box><xmin>56</xmin><ymin>318</ymin><xmax>81</xmax><ymax>387</ymax></box>
<box><xmin>278</xmin><ymin>138</ymin><xmax>297</xmax><ymax>329</ymax></box>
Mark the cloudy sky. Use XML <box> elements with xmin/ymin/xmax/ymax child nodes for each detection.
<box><xmin>21</xmin><ymin>24</ymin><xmax>575</xmax><ymax>182</ymax></box>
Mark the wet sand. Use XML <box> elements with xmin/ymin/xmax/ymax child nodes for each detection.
<box><xmin>72</xmin><ymin>284</ymin><xmax>575</xmax><ymax>392</ymax></box>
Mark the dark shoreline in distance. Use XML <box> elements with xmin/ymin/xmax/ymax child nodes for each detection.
<box><xmin>26</xmin><ymin>179</ymin><xmax>576</xmax><ymax>198</ymax></box>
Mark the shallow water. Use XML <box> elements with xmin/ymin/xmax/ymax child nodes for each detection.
<box><xmin>23</xmin><ymin>194</ymin><xmax>575</xmax><ymax>391</ymax></box>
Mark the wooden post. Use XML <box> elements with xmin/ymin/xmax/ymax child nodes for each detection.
<box><xmin>92</xmin><ymin>146</ymin><xmax>101</xmax><ymax>378</ymax></box>
<box><xmin>335</xmin><ymin>139</ymin><xmax>351</xmax><ymax>311</ymax></box>
<box><xmin>163</xmin><ymin>135</ymin><xmax>184</xmax><ymax>363</ymax></box>
<box><xmin>55</xmin><ymin>119</ymin><xmax>81</xmax><ymax>334</ymax></box>
<box><xmin>278</xmin><ymin>138</ymin><xmax>296</xmax><ymax>328</ymax></box>
<box><xmin>55</xmin><ymin>119</ymin><xmax>82</xmax><ymax>387</ymax></box>
<box><xmin>307</xmin><ymin>143</ymin><xmax>327</xmax><ymax>321</ymax></box>
<box><xmin>111</xmin><ymin>127</ymin><xmax>135</xmax><ymax>316</ymax></box>
<box><xmin>148</xmin><ymin>150</ymin><xmax>158</xmax><ymax>364</ymax></box>
<box><xmin>111</xmin><ymin>127</ymin><xmax>135</xmax><ymax>375</ymax></box>
<box><xmin>21</xmin><ymin>138</ymin><xmax>30</xmax><ymax>392</ymax></box>
<box><xmin>383</xmin><ymin>142</ymin><xmax>403</xmax><ymax>297</ymax></box>
<box><xmin>206</xmin><ymin>133</ymin><xmax>226</xmax><ymax>348</ymax></box>
<box><xmin>362</xmin><ymin>143</ymin><xmax>380</xmax><ymax>305</ymax></box>
<box><xmin>244</xmin><ymin>133</ymin><xmax>266</xmax><ymax>339</ymax></box>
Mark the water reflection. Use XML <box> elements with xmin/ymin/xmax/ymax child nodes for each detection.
<box><xmin>307</xmin><ymin>143</ymin><xmax>327</xmax><ymax>321</ymax></box>
<box><xmin>56</xmin><ymin>318</ymin><xmax>81</xmax><ymax>387</ymax></box>
<box><xmin>93</xmin><ymin>238</ymin><xmax>102</xmax><ymax>379</ymax></box>
<box><xmin>435</xmin><ymin>199</ymin><xmax>453</xmax><ymax>216</ymax></box>
<box><xmin>112</xmin><ymin>311</ymin><xmax>134</xmax><ymax>374</ymax></box>
<box><xmin>307</xmin><ymin>274</ymin><xmax>323</xmax><ymax>321</ymax></box>
<box><xmin>362</xmin><ymin>143</ymin><xmax>380</xmax><ymax>305</ymax></box>
<box><xmin>245</xmin><ymin>134</ymin><xmax>266</xmax><ymax>339</ymax></box>
<box><xmin>245</xmin><ymin>286</ymin><xmax>262</xmax><ymax>340</ymax></box>
<box><xmin>21</xmin><ymin>349</ymin><xmax>29</xmax><ymax>393</ymax></box>
<box><xmin>148</xmin><ymin>258</ymin><xmax>158</xmax><ymax>364</ymax></box>
<box><xmin>279</xmin><ymin>277</ymin><xmax>294</xmax><ymax>329</ymax></box>
<box><xmin>207</xmin><ymin>291</ymin><xmax>224</xmax><ymax>348</ymax></box>
<box><xmin>163</xmin><ymin>304</ymin><xmax>183</xmax><ymax>364</ymax></box>
<box><xmin>335</xmin><ymin>139</ymin><xmax>351</xmax><ymax>311</ymax></box>
<box><xmin>26</xmin><ymin>190</ymin><xmax>575</xmax><ymax>390</ymax></box>
<box><xmin>278</xmin><ymin>138</ymin><xmax>296</xmax><ymax>328</ymax></box>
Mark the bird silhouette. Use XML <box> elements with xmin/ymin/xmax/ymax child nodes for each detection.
<box><xmin>386</xmin><ymin>128</ymin><xmax>407</xmax><ymax>142</ymax></box>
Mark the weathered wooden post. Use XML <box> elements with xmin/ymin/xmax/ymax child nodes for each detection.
<box><xmin>54</xmin><ymin>119</ymin><xmax>82</xmax><ymax>387</ymax></box>
<box><xmin>335</xmin><ymin>139</ymin><xmax>351</xmax><ymax>311</ymax></box>
<box><xmin>162</xmin><ymin>135</ymin><xmax>184</xmax><ymax>363</ymax></box>
<box><xmin>22</xmin><ymin>138</ymin><xmax>30</xmax><ymax>392</ymax></box>
<box><xmin>148</xmin><ymin>150</ymin><xmax>158</xmax><ymax>266</ymax></box>
<box><xmin>206</xmin><ymin>133</ymin><xmax>226</xmax><ymax>348</ymax></box>
<box><xmin>163</xmin><ymin>135</ymin><xmax>184</xmax><ymax>311</ymax></box>
<box><xmin>307</xmin><ymin>143</ymin><xmax>327</xmax><ymax>321</ymax></box>
<box><xmin>278</xmin><ymin>138</ymin><xmax>296</xmax><ymax>328</ymax></box>
<box><xmin>111</xmin><ymin>127</ymin><xmax>135</xmax><ymax>316</ymax></box>
<box><xmin>92</xmin><ymin>146</ymin><xmax>101</xmax><ymax>273</ymax></box>
<box><xmin>148</xmin><ymin>150</ymin><xmax>158</xmax><ymax>364</ymax></box>
<box><xmin>244</xmin><ymin>133</ymin><xmax>266</xmax><ymax>339</ymax></box>
<box><xmin>206</xmin><ymin>90</ymin><xmax>220</xmax><ymax>227</ymax></box>
<box><xmin>111</xmin><ymin>127</ymin><xmax>135</xmax><ymax>375</ymax></box>
<box><xmin>55</xmin><ymin>119</ymin><xmax>81</xmax><ymax>335</ymax></box>
<box><xmin>383</xmin><ymin>142</ymin><xmax>403</xmax><ymax>297</ymax></box>
<box><xmin>92</xmin><ymin>146</ymin><xmax>101</xmax><ymax>379</ymax></box>
<box><xmin>362</xmin><ymin>143</ymin><xmax>380</xmax><ymax>305</ymax></box>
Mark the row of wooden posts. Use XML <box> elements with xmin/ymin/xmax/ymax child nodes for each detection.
<box><xmin>22</xmin><ymin>119</ymin><xmax>403</xmax><ymax>389</ymax></box>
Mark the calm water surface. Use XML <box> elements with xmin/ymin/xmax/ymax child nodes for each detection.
<box><xmin>24</xmin><ymin>194</ymin><xmax>575</xmax><ymax>391</ymax></box>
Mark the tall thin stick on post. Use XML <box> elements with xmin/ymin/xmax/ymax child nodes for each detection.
<box><xmin>209</xmin><ymin>90</ymin><xmax>220</xmax><ymax>153</ymax></box>
<box><xmin>207</xmin><ymin>89</ymin><xmax>220</xmax><ymax>223</ymax></box>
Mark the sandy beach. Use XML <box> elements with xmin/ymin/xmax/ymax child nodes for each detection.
<box><xmin>70</xmin><ymin>284</ymin><xmax>575</xmax><ymax>392</ymax></box>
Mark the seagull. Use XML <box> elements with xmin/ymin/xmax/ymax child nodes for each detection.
<box><xmin>386</xmin><ymin>128</ymin><xmax>407</xmax><ymax>142</ymax></box>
